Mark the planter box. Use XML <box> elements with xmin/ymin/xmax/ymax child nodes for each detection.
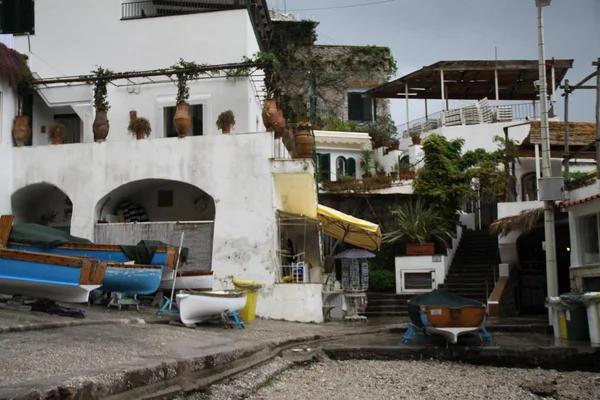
<box><xmin>399</xmin><ymin>171</ymin><xmax>415</xmax><ymax>180</ymax></box>
<box><xmin>406</xmin><ymin>243</ymin><xmax>435</xmax><ymax>256</ymax></box>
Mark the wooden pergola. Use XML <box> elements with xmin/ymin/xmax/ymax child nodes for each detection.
<box><xmin>363</xmin><ymin>59</ymin><xmax>574</xmax><ymax>101</ymax></box>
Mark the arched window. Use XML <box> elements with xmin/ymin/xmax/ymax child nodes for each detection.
<box><xmin>336</xmin><ymin>156</ymin><xmax>347</xmax><ymax>179</ymax></box>
<box><xmin>347</xmin><ymin>158</ymin><xmax>356</xmax><ymax>177</ymax></box>
<box><xmin>521</xmin><ymin>173</ymin><xmax>538</xmax><ymax>201</ymax></box>
<box><xmin>399</xmin><ymin>155</ymin><xmax>410</xmax><ymax>169</ymax></box>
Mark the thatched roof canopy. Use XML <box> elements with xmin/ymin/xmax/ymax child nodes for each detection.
<box><xmin>489</xmin><ymin>207</ymin><xmax>545</xmax><ymax>237</ymax></box>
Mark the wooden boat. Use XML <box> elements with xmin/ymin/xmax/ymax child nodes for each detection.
<box><xmin>6</xmin><ymin>223</ymin><xmax>181</xmax><ymax>267</ymax></box>
<box><xmin>176</xmin><ymin>290</ymin><xmax>247</xmax><ymax>325</ymax></box>
<box><xmin>160</xmin><ymin>269</ymin><xmax>213</xmax><ymax>291</ymax></box>
<box><xmin>405</xmin><ymin>290</ymin><xmax>489</xmax><ymax>344</ymax></box>
<box><xmin>103</xmin><ymin>263</ymin><xmax>163</xmax><ymax>295</ymax></box>
<box><xmin>0</xmin><ymin>248</ymin><xmax>107</xmax><ymax>303</ymax></box>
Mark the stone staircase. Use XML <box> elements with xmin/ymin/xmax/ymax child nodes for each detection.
<box><xmin>437</xmin><ymin>229</ymin><xmax>498</xmax><ymax>304</ymax></box>
<box><xmin>364</xmin><ymin>293</ymin><xmax>413</xmax><ymax>318</ymax></box>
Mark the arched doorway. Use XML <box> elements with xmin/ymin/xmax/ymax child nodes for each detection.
<box><xmin>11</xmin><ymin>183</ymin><xmax>73</xmax><ymax>233</ymax></box>
<box><xmin>95</xmin><ymin>179</ymin><xmax>216</xmax><ymax>271</ymax></box>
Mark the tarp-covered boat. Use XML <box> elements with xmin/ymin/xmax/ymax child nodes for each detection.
<box><xmin>0</xmin><ymin>248</ymin><xmax>107</xmax><ymax>303</ymax></box>
<box><xmin>404</xmin><ymin>290</ymin><xmax>491</xmax><ymax>344</ymax></box>
<box><xmin>7</xmin><ymin>223</ymin><xmax>188</xmax><ymax>268</ymax></box>
<box><xmin>176</xmin><ymin>290</ymin><xmax>247</xmax><ymax>325</ymax></box>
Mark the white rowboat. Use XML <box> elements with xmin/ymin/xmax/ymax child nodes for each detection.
<box><xmin>176</xmin><ymin>290</ymin><xmax>247</xmax><ymax>325</ymax></box>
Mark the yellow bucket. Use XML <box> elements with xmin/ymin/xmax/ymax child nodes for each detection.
<box><xmin>232</xmin><ymin>279</ymin><xmax>262</xmax><ymax>323</ymax></box>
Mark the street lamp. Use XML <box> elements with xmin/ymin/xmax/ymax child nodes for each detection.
<box><xmin>535</xmin><ymin>0</ymin><xmax>559</xmax><ymax>325</ymax></box>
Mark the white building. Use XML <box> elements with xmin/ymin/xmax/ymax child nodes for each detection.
<box><xmin>0</xmin><ymin>0</ymin><xmax>367</xmax><ymax>323</ymax></box>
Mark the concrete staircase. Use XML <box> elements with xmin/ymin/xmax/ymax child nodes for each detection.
<box><xmin>437</xmin><ymin>229</ymin><xmax>498</xmax><ymax>304</ymax></box>
<box><xmin>364</xmin><ymin>293</ymin><xmax>413</xmax><ymax>318</ymax></box>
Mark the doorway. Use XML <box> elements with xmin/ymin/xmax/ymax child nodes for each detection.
<box><xmin>54</xmin><ymin>114</ymin><xmax>82</xmax><ymax>143</ymax></box>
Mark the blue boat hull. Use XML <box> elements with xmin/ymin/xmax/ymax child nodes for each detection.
<box><xmin>103</xmin><ymin>265</ymin><xmax>163</xmax><ymax>295</ymax></box>
<box><xmin>0</xmin><ymin>249</ymin><xmax>106</xmax><ymax>303</ymax></box>
<box><xmin>7</xmin><ymin>244</ymin><xmax>170</xmax><ymax>266</ymax></box>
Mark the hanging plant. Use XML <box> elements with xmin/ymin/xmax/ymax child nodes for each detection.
<box><xmin>91</xmin><ymin>66</ymin><xmax>114</xmax><ymax>142</ymax></box>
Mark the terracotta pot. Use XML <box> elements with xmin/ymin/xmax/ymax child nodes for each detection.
<box><xmin>174</xmin><ymin>103</ymin><xmax>191</xmax><ymax>137</ymax></box>
<box><xmin>376</xmin><ymin>171</ymin><xmax>386</xmax><ymax>177</ymax></box>
<box><xmin>12</xmin><ymin>116</ymin><xmax>30</xmax><ymax>147</ymax></box>
<box><xmin>136</xmin><ymin>130</ymin><xmax>146</xmax><ymax>140</ymax></box>
<box><xmin>92</xmin><ymin>111</ymin><xmax>110</xmax><ymax>142</ymax></box>
<box><xmin>362</xmin><ymin>173</ymin><xmax>372</xmax><ymax>179</ymax></box>
<box><xmin>294</xmin><ymin>127</ymin><xmax>314</xmax><ymax>158</ymax></box>
<box><xmin>262</xmin><ymin>99</ymin><xmax>277</xmax><ymax>129</ymax></box>
<box><xmin>222</xmin><ymin>125</ymin><xmax>231</xmax><ymax>134</ymax></box>
<box><xmin>406</xmin><ymin>242</ymin><xmax>435</xmax><ymax>256</ymax></box>
<box><xmin>411</xmin><ymin>136</ymin><xmax>421</xmax><ymax>145</ymax></box>
<box><xmin>390</xmin><ymin>172</ymin><xmax>399</xmax><ymax>180</ymax></box>
<box><xmin>391</xmin><ymin>142</ymin><xmax>400</xmax><ymax>150</ymax></box>
<box><xmin>273</xmin><ymin>109</ymin><xmax>286</xmax><ymax>130</ymax></box>
<box><xmin>400</xmin><ymin>171</ymin><xmax>415</xmax><ymax>180</ymax></box>
<box><xmin>298</xmin><ymin>116</ymin><xmax>309</xmax><ymax>124</ymax></box>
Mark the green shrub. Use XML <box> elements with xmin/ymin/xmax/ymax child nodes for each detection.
<box><xmin>369</xmin><ymin>270</ymin><xmax>396</xmax><ymax>293</ymax></box>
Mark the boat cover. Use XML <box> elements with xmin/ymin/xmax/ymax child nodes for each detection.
<box><xmin>120</xmin><ymin>240</ymin><xmax>189</xmax><ymax>265</ymax></box>
<box><xmin>408</xmin><ymin>290</ymin><xmax>485</xmax><ymax>328</ymax></box>
<box><xmin>9</xmin><ymin>224</ymin><xmax>189</xmax><ymax>264</ymax></box>
<box><xmin>9</xmin><ymin>223</ymin><xmax>93</xmax><ymax>248</ymax></box>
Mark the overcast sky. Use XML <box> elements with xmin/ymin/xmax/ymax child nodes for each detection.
<box><xmin>272</xmin><ymin>0</ymin><xmax>599</xmax><ymax>125</ymax></box>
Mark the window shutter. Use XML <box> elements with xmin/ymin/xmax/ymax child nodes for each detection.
<box><xmin>347</xmin><ymin>158</ymin><xmax>356</xmax><ymax>177</ymax></box>
<box><xmin>1</xmin><ymin>0</ymin><xmax>35</xmax><ymax>34</ymax></box>
<box><xmin>347</xmin><ymin>92</ymin><xmax>363</xmax><ymax>121</ymax></box>
<box><xmin>320</xmin><ymin>153</ymin><xmax>331</xmax><ymax>182</ymax></box>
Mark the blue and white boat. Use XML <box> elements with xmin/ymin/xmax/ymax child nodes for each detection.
<box><xmin>103</xmin><ymin>263</ymin><xmax>163</xmax><ymax>295</ymax></box>
<box><xmin>0</xmin><ymin>248</ymin><xmax>107</xmax><ymax>303</ymax></box>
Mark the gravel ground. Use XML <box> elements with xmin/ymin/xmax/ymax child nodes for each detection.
<box><xmin>244</xmin><ymin>359</ymin><xmax>600</xmax><ymax>400</ymax></box>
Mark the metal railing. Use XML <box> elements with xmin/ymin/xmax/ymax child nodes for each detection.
<box><xmin>121</xmin><ymin>0</ymin><xmax>245</xmax><ymax>20</ymax></box>
<box><xmin>399</xmin><ymin>102</ymin><xmax>539</xmax><ymax>138</ymax></box>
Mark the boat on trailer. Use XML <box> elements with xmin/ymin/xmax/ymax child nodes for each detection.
<box><xmin>103</xmin><ymin>262</ymin><xmax>163</xmax><ymax>295</ymax></box>
<box><xmin>403</xmin><ymin>289</ymin><xmax>492</xmax><ymax>344</ymax></box>
<box><xmin>176</xmin><ymin>290</ymin><xmax>247</xmax><ymax>325</ymax></box>
<box><xmin>160</xmin><ymin>269</ymin><xmax>213</xmax><ymax>292</ymax></box>
<box><xmin>0</xmin><ymin>248</ymin><xmax>107</xmax><ymax>303</ymax></box>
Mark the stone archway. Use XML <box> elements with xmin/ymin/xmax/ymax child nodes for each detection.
<box><xmin>11</xmin><ymin>183</ymin><xmax>73</xmax><ymax>233</ymax></box>
<box><xmin>94</xmin><ymin>179</ymin><xmax>216</xmax><ymax>271</ymax></box>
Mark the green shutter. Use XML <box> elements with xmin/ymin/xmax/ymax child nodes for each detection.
<box><xmin>348</xmin><ymin>92</ymin><xmax>363</xmax><ymax>121</ymax></box>
<box><xmin>1</xmin><ymin>0</ymin><xmax>34</xmax><ymax>34</ymax></box>
<box><xmin>320</xmin><ymin>153</ymin><xmax>331</xmax><ymax>182</ymax></box>
<box><xmin>347</xmin><ymin>158</ymin><xmax>356</xmax><ymax>177</ymax></box>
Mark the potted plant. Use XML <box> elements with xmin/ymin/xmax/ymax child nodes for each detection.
<box><xmin>383</xmin><ymin>200</ymin><xmax>453</xmax><ymax>256</ymax></box>
<box><xmin>294</xmin><ymin>119</ymin><xmax>313</xmax><ymax>158</ymax></box>
<box><xmin>216</xmin><ymin>110</ymin><xmax>236</xmax><ymax>134</ymax></box>
<box><xmin>48</xmin><ymin>123</ymin><xmax>66</xmax><ymax>144</ymax></box>
<box><xmin>128</xmin><ymin>117</ymin><xmax>152</xmax><ymax>140</ymax></box>
<box><xmin>390</xmin><ymin>138</ymin><xmax>400</xmax><ymax>151</ymax></box>
<box><xmin>410</xmin><ymin>131</ymin><xmax>421</xmax><ymax>145</ymax></box>
<box><xmin>262</xmin><ymin>96</ymin><xmax>278</xmax><ymax>129</ymax></box>
<box><xmin>360</xmin><ymin>149</ymin><xmax>373</xmax><ymax>178</ymax></box>
<box><xmin>390</xmin><ymin>162</ymin><xmax>399</xmax><ymax>180</ymax></box>
<box><xmin>91</xmin><ymin>66</ymin><xmax>113</xmax><ymax>142</ymax></box>
<box><xmin>374</xmin><ymin>160</ymin><xmax>386</xmax><ymax>177</ymax></box>
<box><xmin>170</xmin><ymin>59</ymin><xmax>203</xmax><ymax>138</ymax></box>
<box><xmin>399</xmin><ymin>163</ymin><xmax>415</xmax><ymax>180</ymax></box>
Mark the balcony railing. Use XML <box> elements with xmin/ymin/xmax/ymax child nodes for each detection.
<box><xmin>399</xmin><ymin>101</ymin><xmax>542</xmax><ymax>139</ymax></box>
<box><xmin>121</xmin><ymin>0</ymin><xmax>245</xmax><ymax>20</ymax></box>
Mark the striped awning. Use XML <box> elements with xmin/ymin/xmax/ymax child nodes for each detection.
<box><xmin>317</xmin><ymin>205</ymin><xmax>381</xmax><ymax>251</ymax></box>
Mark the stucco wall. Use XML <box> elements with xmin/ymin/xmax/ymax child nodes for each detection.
<box><xmin>0</xmin><ymin>82</ymin><xmax>17</xmax><ymax>214</ymax></box>
<box><xmin>13</xmin><ymin>4</ymin><xmax>255</xmax><ymax>75</ymax></box>
<box><xmin>9</xmin><ymin>133</ymin><xmax>285</xmax><ymax>315</ymax></box>
<box><xmin>261</xmin><ymin>283</ymin><xmax>324</xmax><ymax>323</ymax></box>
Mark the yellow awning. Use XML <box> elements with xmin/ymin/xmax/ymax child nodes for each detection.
<box><xmin>317</xmin><ymin>204</ymin><xmax>381</xmax><ymax>251</ymax></box>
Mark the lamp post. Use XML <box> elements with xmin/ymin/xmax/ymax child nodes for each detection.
<box><xmin>535</xmin><ymin>0</ymin><xmax>559</xmax><ymax>324</ymax></box>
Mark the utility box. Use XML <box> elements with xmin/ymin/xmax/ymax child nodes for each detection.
<box><xmin>538</xmin><ymin>177</ymin><xmax>565</xmax><ymax>201</ymax></box>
